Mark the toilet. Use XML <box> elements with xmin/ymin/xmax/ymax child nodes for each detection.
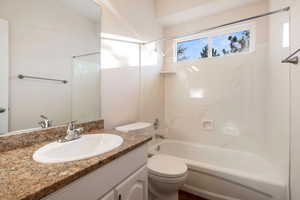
<box><xmin>148</xmin><ymin>154</ymin><xmax>188</xmax><ymax>200</ymax></box>
<box><xmin>115</xmin><ymin>122</ymin><xmax>188</xmax><ymax>200</ymax></box>
<box><xmin>115</xmin><ymin>122</ymin><xmax>153</xmax><ymax>134</ymax></box>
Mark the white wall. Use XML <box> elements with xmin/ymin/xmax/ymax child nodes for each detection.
<box><xmin>140</xmin><ymin>43</ymin><xmax>165</xmax><ymax>133</ymax></box>
<box><xmin>0</xmin><ymin>0</ymin><xmax>100</xmax><ymax>131</ymax></box>
<box><xmin>266</xmin><ymin>0</ymin><xmax>291</xmax><ymax>185</ymax></box>
<box><xmin>290</xmin><ymin>0</ymin><xmax>300</xmax><ymax>199</ymax></box>
<box><xmin>99</xmin><ymin>0</ymin><xmax>164</xmax><ymax>130</ymax></box>
<box><xmin>101</xmin><ymin>39</ymin><xmax>140</xmax><ymax>129</ymax></box>
<box><xmin>163</xmin><ymin>1</ymin><xmax>269</xmax><ymax>155</ymax></box>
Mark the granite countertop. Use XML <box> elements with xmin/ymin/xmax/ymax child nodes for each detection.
<box><xmin>0</xmin><ymin>130</ymin><xmax>151</xmax><ymax>200</ymax></box>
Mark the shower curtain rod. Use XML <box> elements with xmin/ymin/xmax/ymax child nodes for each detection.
<box><xmin>73</xmin><ymin>38</ymin><xmax>143</xmax><ymax>59</ymax></box>
<box><xmin>73</xmin><ymin>52</ymin><xmax>100</xmax><ymax>58</ymax></box>
<box><xmin>145</xmin><ymin>6</ymin><xmax>290</xmax><ymax>44</ymax></box>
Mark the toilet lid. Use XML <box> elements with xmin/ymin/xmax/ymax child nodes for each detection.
<box><xmin>147</xmin><ymin>155</ymin><xmax>187</xmax><ymax>178</ymax></box>
<box><xmin>115</xmin><ymin>122</ymin><xmax>152</xmax><ymax>133</ymax></box>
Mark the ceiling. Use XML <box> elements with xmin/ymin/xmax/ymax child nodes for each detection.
<box><xmin>154</xmin><ymin>0</ymin><xmax>264</xmax><ymax>26</ymax></box>
<box><xmin>61</xmin><ymin>0</ymin><xmax>101</xmax><ymax>23</ymax></box>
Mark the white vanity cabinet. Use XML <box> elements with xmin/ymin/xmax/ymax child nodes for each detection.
<box><xmin>100</xmin><ymin>191</ymin><xmax>114</xmax><ymax>200</ymax></box>
<box><xmin>43</xmin><ymin>144</ymin><xmax>148</xmax><ymax>200</ymax></box>
<box><xmin>100</xmin><ymin>166</ymin><xmax>148</xmax><ymax>200</ymax></box>
<box><xmin>114</xmin><ymin>166</ymin><xmax>148</xmax><ymax>200</ymax></box>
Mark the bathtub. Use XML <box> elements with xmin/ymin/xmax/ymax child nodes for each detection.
<box><xmin>149</xmin><ymin>140</ymin><xmax>287</xmax><ymax>200</ymax></box>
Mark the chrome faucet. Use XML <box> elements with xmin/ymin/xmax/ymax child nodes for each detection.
<box><xmin>153</xmin><ymin>118</ymin><xmax>160</xmax><ymax>130</ymax></box>
<box><xmin>58</xmin><ymin>121</ymin><xmax>84</xmax><ymax>143</ymax></box>
<box><xmin>38</xmin><ymin>115</ymin><xmax>52</xmax><ymax>128</ymax></box>
<box><xmin>153</xmin><ymin>118</ymin><xmax>165</xmax><ymax>139</ymax></box>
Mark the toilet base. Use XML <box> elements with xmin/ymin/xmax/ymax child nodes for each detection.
<box><xmin>147</xmin><ymin>155</ymin><xmax>188</xmax><ymax>200</ymax></box>
<box><xmin>148</xmin><ymin>173</ymin><xmax>187</xmax><ymax>200</ymax></box>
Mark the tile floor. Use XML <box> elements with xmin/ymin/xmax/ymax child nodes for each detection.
<box><xmin>179</xmin><ymin>190</ymin><xmax>209</xmax><ymax>200</ymax></box>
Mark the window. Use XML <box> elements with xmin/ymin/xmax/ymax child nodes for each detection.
<box><xmin>177</xmin><ymin>38</ymin><xmax>208</xmax><ymax>62</ymax></box>
<box><xmin>176</xmin><ymin>27</ymin><xmax>252</xmax><ymax>62</ymax></box>
<box><xmin>212</xmin><ymin>30</ymin><xmax>250</xmax><ymax>57</ymax></box>
<box><xmin>282</xmin><ymin>22</ymin><xmax>289</xmax><ymax>48</ymax></box>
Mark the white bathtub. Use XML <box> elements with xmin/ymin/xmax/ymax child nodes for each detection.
<box><xmin>149</xmin><ymin>140</ymin><xmax>287</xmax><ymax>200</ymax></box>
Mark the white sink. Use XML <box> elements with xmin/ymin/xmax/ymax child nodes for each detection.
<box><xmin>33</xmin><ymin>134</ymin><xmax>123</xmax><ymax>164</ymax></box>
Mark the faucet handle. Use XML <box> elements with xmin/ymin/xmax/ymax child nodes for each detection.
<box><xmin>76</xmin><ymin>127</ymin><xmax>84</xmax><ymax>134</ymax></box>
<box><xmin>67</xmin><ymin>120</ymin><xmax>77</xmax><ymax>130</ymax></box>
<box><xmin>40</xmin><ymin>115</ymin><xmax>48</xmax><ymax>120</ymax></box>
<box><xmin>38</xmin><ymin>115</ymin><xmax>52</xmax><ymax>128</ymax></box>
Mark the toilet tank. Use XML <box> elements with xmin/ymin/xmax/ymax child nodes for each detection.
<box><xmin>115</xmin><ymin>122</ymin><xmax>153</xmax><ymax>134</ymax></box>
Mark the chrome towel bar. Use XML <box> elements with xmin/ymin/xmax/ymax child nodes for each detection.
<box><xmin>18</xmin><ymin>74</ymin><xmax>68</xmax><ymax>84</ymax></box>
<box><xmin>0</xmin><ymin>107</ymin><xmax>6</xmax><ymax>113</ymax></box>
<box><xmin>282</xmin><ymin>49</ymin><xmax>300</xmax><ymax>65</ymax></box>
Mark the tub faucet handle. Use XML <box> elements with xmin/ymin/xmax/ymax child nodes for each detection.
<box><xmin>154</xmin><ymin>118</ymin><xmax>160</xmax><ymax>130</ymax></box>
<box><xmin>155</xmin><ymin>134</ymin><xmax>166</xmax><ymax>139</ymax></box>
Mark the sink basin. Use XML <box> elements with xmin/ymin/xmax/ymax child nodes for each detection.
<box><xmin>33</xmin><ymin>134</ymin><xmax>123</xmax><ymax>163</ymax></box>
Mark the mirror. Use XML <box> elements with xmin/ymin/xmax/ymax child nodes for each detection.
<box><xmin>0</xmin><ymin>0</ymin><xmax>101</xmax><ymax>134</ymax></box>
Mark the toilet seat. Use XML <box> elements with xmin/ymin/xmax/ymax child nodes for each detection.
<box><xmin>148</xmin><ymin>155</ymin><xmax>188</xmax><ymax>178</ymax></box>
<box><xmin>148</xmin><ymin>171</ymin><xmax>188</xmax><ymax>184</ymax></box>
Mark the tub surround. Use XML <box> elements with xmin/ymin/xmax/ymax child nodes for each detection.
<box><xmin>0</xmin><ymin>120</ymin><xmax>152</xmax><ymax>200</ymax></box>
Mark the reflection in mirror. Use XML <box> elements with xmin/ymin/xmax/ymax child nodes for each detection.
<box><xmin>72</xmin><ymin>53</ymin><xmax>101</xmax><ymax>123</ymax></box>
<box><xmin>0</xmin><ymin>18</ymin><xmax>9</xmax><ymax>134</ymax></box>
<box><xmin>0</xmin><ymin>0</ymin><xmax>101</xmax><ymax>134</ymax></box>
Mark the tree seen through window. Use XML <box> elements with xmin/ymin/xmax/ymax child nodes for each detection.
<box><xmin>176</xmin><ymin>30</ymin><xmax>251</xmax><ymax>62</ymax></box>
<box><xmin>212</xmin><ymin>30</ymin><xmax>250</xmax><ymax>57</ymax></box>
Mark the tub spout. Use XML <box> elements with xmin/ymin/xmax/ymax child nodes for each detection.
<box><xmin>155</xmin><ymin>134</ymin><xmax>166</xmax><ymax>140</ymax></box>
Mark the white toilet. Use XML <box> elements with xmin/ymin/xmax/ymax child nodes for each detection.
<box><xmin>115</xmin><ymin>122</ymin><xmax>188</xmax><ymax>200</ymax></box>
<box><xmin>115</xmin><ymin>122</ymin><xmax>153</xmax><ymax>134</ymax></box>
<box><xmin>148</xmin><ymin>154</ymin><xmax>188</xmax><ymax>200</ymax></box>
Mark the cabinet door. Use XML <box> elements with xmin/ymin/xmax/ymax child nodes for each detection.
<box><xmin>116</xmin><ymin>166</ymin><xmax>148</xmax><ymax>200</ymax></box>
<box><xmin>100</xmin><ymin>191</ymin><xmax>115</xmax><ymax>200</ymax></box>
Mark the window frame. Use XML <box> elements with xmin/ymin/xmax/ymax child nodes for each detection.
<box><xmin>176</xmin><ymin>37</ymin><xmax>209</xmax><ymax>62</ymax></box>
<box><xmin>174</xmin><ymin>23</ymin><xmax>256</xmax><ymax>63</ymax></box>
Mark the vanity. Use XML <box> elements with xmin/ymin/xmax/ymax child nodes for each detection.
<box><xmin>0</xmin><ymin>121</ymin><xmax>151</xmax><ymax>200</ymax></box>
<box><xmin>43</xmin><ymin>141</ymin><xmax>148</xmax><ymax>200</ymax></box>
